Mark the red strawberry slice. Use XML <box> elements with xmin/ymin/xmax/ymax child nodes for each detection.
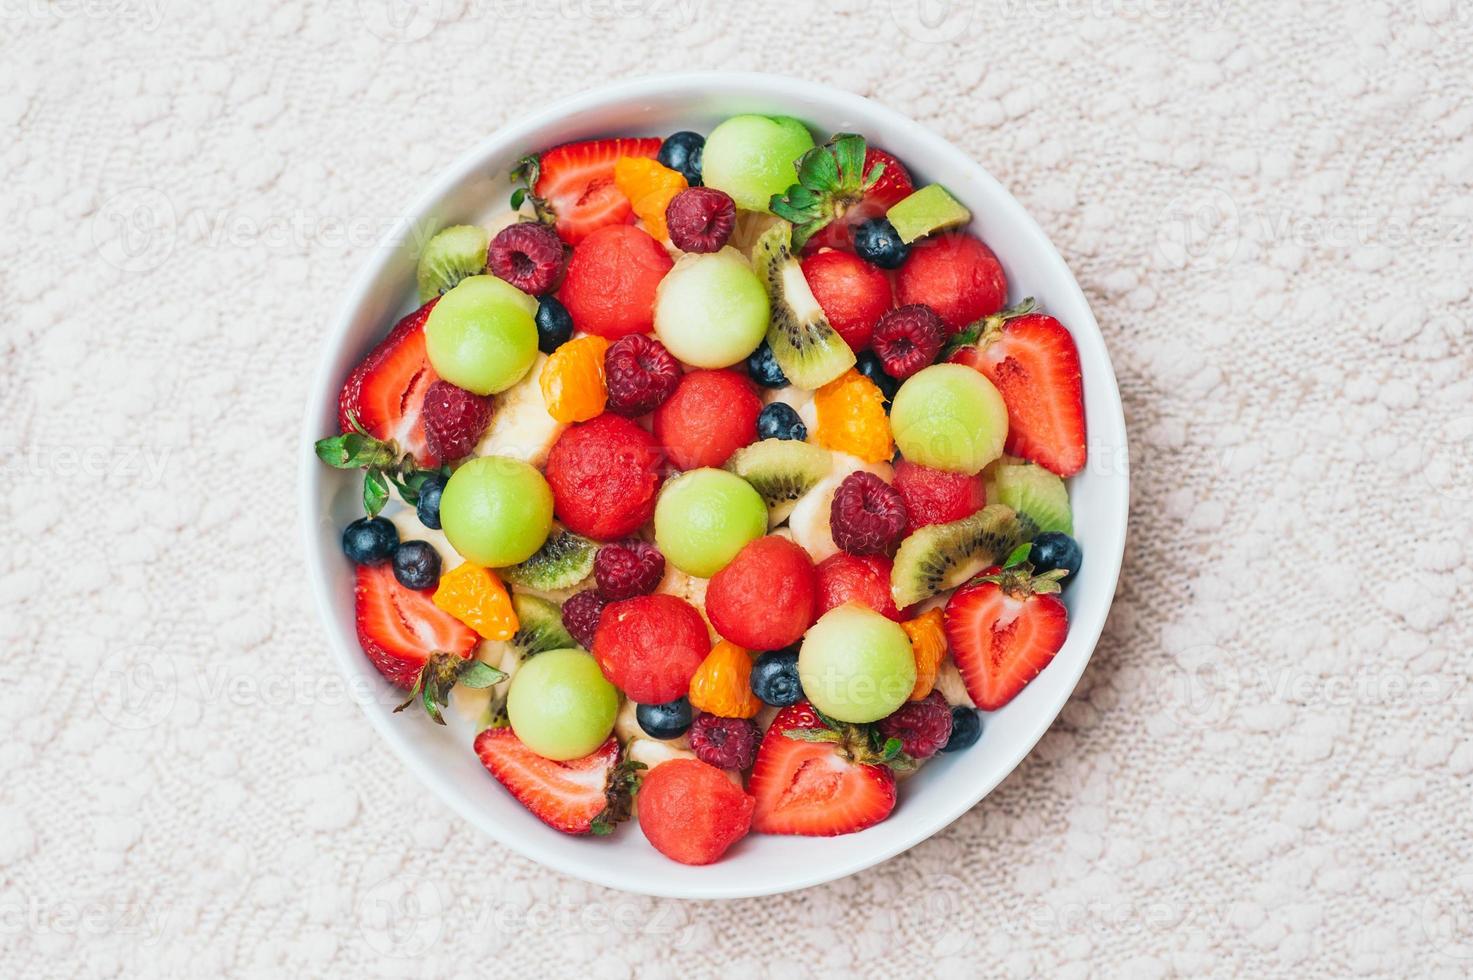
<box><xmin>533</xmin><ymin>138</ymin><xmax>662</xmax><ymax>245</ymax></box>
<box><xmin>801</xmin><ymin>147</ymin><xmax>914</xmax><ymax>255</ymax></box>
<box><xmin>748</xmin><ymin>702</ymin><xmax>897</xmax><ymax>836</ymax></box>
<box><xmin>354</xmin><ymin>563</ymin><xmax>477</xmax><ymax>689</ymax></box>
<box><xmin>473</xmin><ymin>729</ymin><xmax>637</xmax><ymax>836</ymax></box>
<box><xmin>337</xmin><ymin>299</ymin><xmax>441</xmax><ymax>468</ymax></box>
<box><xmin>949</xmin><ymin>308</ymin><xmax>1086</xmax><ymax>477</ymax></box>
<box><xmin>943</xmin><ymin>566</ymin><xmax>1069</xmax><ymax>711</ymax></box>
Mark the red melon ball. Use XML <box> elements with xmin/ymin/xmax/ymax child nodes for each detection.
<box><xmin>800</xmin><ymin>249</ymin><xmax>894</xmax><ymax>352</ymax></box>
<box><xmin>651</xmin><ymin>369</ymin><xmax>761</xmax><ymax>470</ymax></box>
<box><xmin>592</xmin><ymin>594</ymin><xmax>709</xmax><ymax>704</ymax></box>
<box><xmin>891</xmin><ymin>459</ymin><xmax>988</xmax><ymax>529</ymax></box>
<box><xmin>558</xmin><ymin>225</ymin><xmax>673</xmax><ymax>339</ymax></box>
<box><xmin>814</xmin><ymin>553</ymin><xmax>907</xmax><ymax>622</ymax></box>
<box><xmin>637</xmin><ymin>759</ymin><xmax>754</xmax><ymax>865</ymax></box>
<box><xmin>895</xmin><ymin>232</ymin><xmax>1007</xmax><ymax>330</ymax></box>
<box><xmin>544</xmin><ymin>413</ymin><xmax>663</xmax><ymax>540</ymax></box>
<box><xmin>705</xmin><ymin>536</ymin><xmax>818</xmax><ymax>650</ymax></box>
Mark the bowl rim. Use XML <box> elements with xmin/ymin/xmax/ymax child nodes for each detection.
<box><xmin>298</xmin><ymin>70</ymin><xmax>1129</xmax><ymax>899</ymax></box>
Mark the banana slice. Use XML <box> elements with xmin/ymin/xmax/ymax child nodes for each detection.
<box><xmin>625</xmin><ymin>737</ymin><xmax>698</xmax><ymax>770</ymax></box>
<box><xmin>933</xmin><ymin>656</ymin><xmax>975</xmax><ymax>708</ymax></box>
<box><xmin>388</xmin><ymin>508</ymin><xmax>460</xmax><ymax>569</ymax></box>
<box><xmin>448</xmin><ymin>640</ymin><xmax>519</xmax><ymax>722</ymax></box>
<box><xmin>476</xmin><ymin>354</ymin><xmax>565</xmax><ymax>468</ymax></box>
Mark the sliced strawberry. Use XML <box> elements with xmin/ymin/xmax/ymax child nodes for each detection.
<box><xmin>531</xmin><ymin>138</ymin><xmax>662</xmax><ymax>245</ymax></box>
<box><xmin>337</xmin><ymin>299</ymin><xmax>441</xmax><ymax>468</ymax></box>
<box><xmin>354</xmin><ymin>563</ymin><xmax>476</xmax><ymax>689</ymax></box>
<box><xmin>473</xmin><ymin>729</ymin><xmax>638</xmax><ymax>836</ymax></box>
<box><xmin>943</xmin><ymin>565</ymin><xmax>1069</xmax><ymax>711</ymax></box>
<box><xmin>949</xmin><ymin>308</ymin><xmax>1086</xmax><ymax>476</ymax></box>
<box><xmin>748</xmin><ymin>702</ymin><xmax>897</xmax><ymax>836</ymax></box>
<box><xmin>800</xmin><ymin>147</ymin><xmax>914</xmax><ymax>255</ymax></box>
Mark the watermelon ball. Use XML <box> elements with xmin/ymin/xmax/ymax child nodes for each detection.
<box><xmin>592</xmin><ymin>594</ymin><xmax>709</xmax><ymax>704</ymax></box>
<box><xmin>815</xmin><ymin>553</ymin><xmax>907</xmax><ymax>622</ymax></box>
<box><xmin>652</xmin><ymin>368</ymin><xmax>762</xmax><ymax>470</ymax></box>
<box><xmin>801</xmin><ymin>249</ymin><xmax>893</xmax><ymax>352</ymax></box>
<box><xmin>557</xmin><ymin>225</ymin><xmax>674</xmax><ymax>339</ymax></box>
<box><xmin>544</xmin><ymin>413</ymin><xmax>663</xmax><ymax>540</ymax></box>
<box><xmin>705</xmin><ymin>536</ymin><xmax>818</xmax><ymax>651</ymax></box>
<box><xmin>637</xmin><ymin>759</ymin><xmax>755</xmax><ymax>865</ymax></box>
<box><xmin>895</xmin><ymin>232</ymin><xmax>1007</xmax><ymax>330</ymax></box>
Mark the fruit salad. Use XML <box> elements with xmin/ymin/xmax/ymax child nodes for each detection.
<box><xmin>315</xmin><ymin>117</ymin><xmax>1088</xmax><ymax>866</ymax></box>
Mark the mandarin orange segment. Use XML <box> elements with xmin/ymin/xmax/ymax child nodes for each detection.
<box><xmin>540</xmin><ymin>334</ymin><xmax>609</xmax><ymax>423</ymax></box>
<box><xmin>687</xmin><ymin>640</ymin><xmax>761</xmax><ymax>719</ymax></box>
<box><xmin>901</xmin><ymin>607</ymin><xmax>947</xmax><ymax>700</ymax></box>
<box><xmin>814</xmin><ymin>369</ymin><xmax>894</xmax><ymax>463</ymax></box>
<box><xmin>613</xmin><ymin>157</ymin><xmax>687</xmax><ymax>242</ymax></box>
<box><xmin>433</xmin><ymin>563</ymin><xmax>519</xmax><ymax>641</ymax></box>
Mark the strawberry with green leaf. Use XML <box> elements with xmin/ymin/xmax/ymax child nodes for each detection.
<box><xmin>944</xmin><ymin>562</ymin><xmax>1069</xmax><ymax>710</ymax></box>
<box><xmin>394</xmin><ymin>653</ymin><xmax>506</xmax><ymax>726</ymax></box>
<box><xmin>770</xmin><ymin>136</ymin><xmax>913</xmax><ymax>252</ymax></box>
<box><xmin>474</xmin><ymin>729</ymin><xmax>644</xmax><ymax>836</ymax></box>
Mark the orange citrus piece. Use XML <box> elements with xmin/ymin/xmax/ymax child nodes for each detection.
<box><xmin>613</xmin><ymin>157</ymin><xmax>687</xmax><ymax>241</ymax></box>
<box><xmin>814</xmin><ymin>369</ymin><xmax>894</xmax><ymax>463</ymax></box>
<box><xmin>433</xmin><ymin>563</ymin><xmax>518</xmax><ymax>641</ymax></box>
<box><xmin>688</xmin><ymin>640</ymin><xmax>760</xmax><ymax>719</ymax></box>
<box><xmin>540</xmin><ymin>334</ymin><xmax>609</xmax><ymax>423</ymax></box>
<box><xmin>901</xmin><ymin>607</ymin><xmax>947</xmax><ymax>700</ymax></box>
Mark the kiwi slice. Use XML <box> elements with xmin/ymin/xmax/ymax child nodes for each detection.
<box><xmin>725</xmin><ymin>438</ymin><xmax>833</xmax><ymax>525</ymax></box>
<box><xmin>886</xmin><ymin>184</ymin><xmax>972</xmax><ymax>244</ymax></box>
<box><xmin>509</xmin><ymin>594</ymin><xmax>578</xmax><ymax>657</ymax></box>
<box><xmin>891</xmin><ymin>504</ymin><xmax>1027</xmax><ymax>607</ymax></box>
<box><xmin>416</xmin><ymin>225</ymin><xmax>489</xmax><ymax>302</ymax></box>
<box><xmin>986</xmin><ymin>458</ymin><xmax>1072</xmax><ymax>536</ymax></box>
<box><xmin>753</xmin><ymin>222</ymin><xmax>856</xmax><ymax>390</ymax></box>
<box><xmin>499</xmin><ymin>528</ymin><xmax>595</xmax><ymax>592</ymax></box>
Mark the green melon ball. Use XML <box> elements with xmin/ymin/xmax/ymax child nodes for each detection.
<box><xmin>424</xmin><ymin>275</ymin><xmax>539</xmax><ymax>395</ymax></box>
<box><xmin>654</xmin><ymin>248</ymin><xmax>770</xmax><ymax>368</ymax></box>
<box><xmin>440</xmin><ymin>455</ymin><xmax>553</xmax><ymax>567</ymax></box>
<box><xmin>702</xmin><ymin>114</ymin><xmax>817</xmax><ymax>213</ymax></box>
<box><xmin>798</xmin><ymin>603</ymin><xmax>916</xmax><ymax>724</ymax></box>
<box><xmin>507</xmin><ymin>648</ymin><xmax>618</xmax><ymax>761</ymax></box>
<box><xmin>890</xmin><ymin>364</ymin><xmax>1009</xmax><ymax>474</ymax></box>
<box><xmin>653</xmin><ymin>468</ymin><xmax>767</xmax><ymax>578</ymax></box>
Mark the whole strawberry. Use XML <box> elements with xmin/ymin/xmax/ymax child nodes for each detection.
<box><xmin>421</xmin><ymin>379</ymin><xmax>493</xmax><ymax>462</ymax></box>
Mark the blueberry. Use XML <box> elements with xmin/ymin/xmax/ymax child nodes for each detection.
<box><xmin>636</xmin><ymin>697</ymin><xmax>693</xmax><ymax>740</ymax></box>
<box><xmin>1030</xmin><ymin>532</ymin><xmax>1082</xmax><ymax>585</ymax></box>
<box><xmin>853</xmin><ymin>218</ymin><xmax>910</xmax><ymax>269</ymax></box>
<box><xmin>746</xmin><ymin>340</ymin><xmax>789</xmax><ymax>388</ymax></box>
<box><xmin>415</xmin><ymin>473</ymin><xmax>447</xmax><ymax>530</ymax></box>
<box><xmin>940</xmin><ymin>708</ymin><xmax>981</xmax><ymax>753</ymax></box>
<box><xmin>658</xmin><ymin>131</ymin><xmax>705</xmax><ymax>186</ymax></box>
<box><xmin>757</xmin><ymin>402</ymin><xmax>806</xmax><ymax>442</ymax></box>
<box><xmin>750</xmin><ymin>649</ymin><xmax>803</xmax><ymax>707</ymax></box>
<box><xmin>854</xmin><ymin>350</ymin><xmax>899</xmax><ymax>405</ymax></box>
<box><xmin>535</xmin><ymin>295</ymin><xmax>574</xmax><ymax>353</ymax></box>
<box><xmin>342</xmin><ymin>517</ymin><xmax>398</xmax><ymax>565</ymax></box>
<box><xmin>392</xmin><ymin>540</ymin><xmax>441</xmax><ymax>590</ymax></box>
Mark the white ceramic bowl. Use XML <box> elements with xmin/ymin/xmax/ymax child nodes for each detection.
<box><xmin>299</xmin><ymin>72</ymin><xmax>1129</xmax><ymax>899</ymax></box>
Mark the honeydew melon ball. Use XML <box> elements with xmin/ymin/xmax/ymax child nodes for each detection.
<box><xmin>424</xmin><ymin>275</ymin><xmax>539</xmax><ymax>395</ymax></box>
<box><xmin>890</xmin><ymin>364</ymin><xmax>1008</xmax><ymax>474</ymax></box>
<box><xmin>439</xmin><ymin>455</ymin><xmax>553</xmax><ymax>566</ymax></box>
<box><xmin>654</xmin><ymin>248</ymin><xmax>770</xmax><ymax>368</ymax></box>
<box><xmin>798</xmin><ymin>603</ymin><xmax>916</xmax><ymax>724</ymax></box>
<box><xmin>507</xmin><ymin>648</ymin><xmax>618</xmax><ymax>761</ymax></box>
<box><xmin>653</xmin><ymin>468</ymin><xmax>767</xmax><ymax>578</ymax></box>
<box><xmin>702</xmin><ymin>115</ymin><xmax>817</xmax><ymax>213</ymax></box>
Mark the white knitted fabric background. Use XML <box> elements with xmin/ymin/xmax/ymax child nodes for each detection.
<box><xmin>4</xmin><ymin>1</ymin><xmax>1472</xmax><ymax>976</ymax></box>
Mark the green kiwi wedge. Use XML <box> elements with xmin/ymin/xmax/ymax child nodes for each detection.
<box><xmin>416</xmin><ymin>225</ymin><xmax>489</xmax><ymax>302</ymax></box>
<box><xmin>752</xmin><ymin>222</ymin><xmax>855</xmax><ymax>390</ymax></box>
<box><xmin>890</xmin><ymin>504</ymin><xmax>1028</xmax><ymax>607</ymax></box>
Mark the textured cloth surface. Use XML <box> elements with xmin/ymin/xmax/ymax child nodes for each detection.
<box><xmin>4</xmin><ymin>1</ymin><xmax>1473</xmax><ymax>977</ymax></box>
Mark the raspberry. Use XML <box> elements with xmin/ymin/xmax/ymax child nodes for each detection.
<box><xmin>688</xmin><ymin>714</ymin><xmax>760</xmax><ymax>770</ymax></box>
<box><xmin>561</xmin><ymin>589</ymin><xmax>607</xmax><ymax>649</ymax></box>
<box><xmin>871</xmin><ymin>304</ymin><xmax>946</xmax><ymax>379</ymax></box>
<box><xmin>421</xmin><ymin>379</ymin><xmax>493</xmax><ymax>461</ymax></box>
<box><xmin>665</xmin><ymin>187</ymin><xmax>736</xmax><ymax>253</ymax></box>
<box><xmin>593</xmin><ymin>540</ymin><xmax>665</xmax><ymax>600</ymax></box>
<box><xmin>603</xmin><ymin>334</ymin><xmax>681</xmax><ymax>417</ymax></box>
<box><xmin>487</xmin><ymin>222</ymin><xmax>565</xmax><ymax>296</ymax></box>
<box><xmin>829</xmin><ymin>472</ymin><xmax>909</xmax><ymax>557</ymax></box>
<box><xmin>876</xmin><ymin>691</ymin><xmax>953</xmax><ymax>759</ymax></box>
